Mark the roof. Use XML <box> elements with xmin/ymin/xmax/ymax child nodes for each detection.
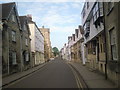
<box><xmin>1</xmin><ymin>2</ymin><xmax>15</xmax><ymax>20</ymax></box>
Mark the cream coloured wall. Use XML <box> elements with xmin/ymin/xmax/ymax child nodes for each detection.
<box><xmin>28</xmin><ymin>23</ymin><xmax>44</xmax><ymax>65</ymax></box>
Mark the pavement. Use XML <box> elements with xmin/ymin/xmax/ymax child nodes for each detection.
<box><xmin>69</xmin><ymin>62</ymin><xmax>117</xmax><ymax>88</ymax></box>
<box><xmin>2</xmin><ymin>62</ymin><xmax>46</xmax><ymax>88</ymax></box>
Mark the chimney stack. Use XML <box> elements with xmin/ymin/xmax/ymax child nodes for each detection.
<box><xmin>27</xmin><ymin>14</ymin><xmax>32</xmax><ymax>21</ymax></box>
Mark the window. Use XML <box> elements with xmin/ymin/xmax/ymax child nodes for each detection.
<box><xmin>108</xmin><ymin>1</ymin><xmax>114</xmax><ymax>13</ymax></box>
<box><xmin>25</xmin><ymin>53</ymin><xmax>29</xmax><ymax>61</ymax></box>
<box><xmin>25</xmin><ymin>38</ymin><xmax>28</xmax><ymax>46</ymax></box>
<box><xmin>12</xmin><ymin>52</ymin><xmax>17</xmax><ymax>65</ymax></box>
<box><xmin>11</xmin><ymin>15</ymin><xmax>15</xmax><ymax>22</ymax></box>
<box><xmin>84</xmin><ymin>21</ymin><xmax>90</xmax><ymax>38</ymax></box>
<box><xmin>93</xmin><ymin>3</ymin><xmax>99</xmax><ymax>23</ymax></box>
<box><xmin>12</xmin><ymin>31</ymin><xmax>16</xmax><ymax>42</ymax></box>
<box><xmin>23</xmin><ymin>24</ymin><xmax>27</xmax><ymax>31</ymax></box>
<box><xmin>99</xmin><ymin>2</ymin><xmax>103</xmax><ymax>17</ymax></box>
<box><xmin>99</xmin><ymin>34</ymin><xmax>105</xmax><ymax>53</ymax></box>
<box><xmin>109</xmin><ymin>29</ymin><xmax>117</xmax><ymax>60</ymax></box>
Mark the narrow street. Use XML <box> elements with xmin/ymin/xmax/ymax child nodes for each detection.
<box><xmin>5</xmin><ymin>57</ymin><xmax>85</xmax><ymax>88</ymax></box>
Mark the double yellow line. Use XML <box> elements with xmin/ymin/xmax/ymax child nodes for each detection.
<box><xmin>67</xmin><ymin>63</ymin><xmax>83</xmax><ymax>89</ymax></box>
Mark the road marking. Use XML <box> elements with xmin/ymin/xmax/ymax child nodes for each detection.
<box><xmin>67</xmin><ymin>63</ymin><xmax>83</xmax><ymax>89</ymax></box>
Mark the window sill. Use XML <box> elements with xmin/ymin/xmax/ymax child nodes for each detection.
<box><xmin>107</xmin><ymin>7</ymin><xmax>114</xmax><ymax>16</ymax></box>
<box><xmin>12</xmin><ymin>63</ymin><xmax>18</xmax><ymax>66</ymax></box>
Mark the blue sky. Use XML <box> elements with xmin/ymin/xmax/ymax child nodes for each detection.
<box><xmin>1</xmin><ymin>1</ymin><xmax>84</xmax><ymax>50</ymax></box>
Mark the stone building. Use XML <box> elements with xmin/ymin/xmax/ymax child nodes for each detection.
<box><xmin>70</xmin><ymin>34</ymin><xmax>76</xmax><ymax>62</ymax></box>
<box><xmin>68</xmin><ymin>36</ymin><xmax>72</xmax><ymax>61</ymax></box>
<box><xmin>74</xmin><ymin>29</ymin><xmax>83</xmax><ymax>63</ymax></box>
<box><xmin>2</xmin><ymin>2</ymin><xmax>22</xmax><ymax>75</ymax></box>
<box><xmin>39</xmin><ymin>26</ymin><xmax>52</xmax><ymax>62</ymax></box>
<box><xmin>19</xmin><ymin>16</ymin><xmax>31</xmax><ymax>71</ymax></box>
<box><xmin>103</xmin><ymin>2</ymin><xmax>120</xmax><ymax>87</ymax></box>
<box><xmin>81</xmin><ymin>2</ymin><xmax>106</xmax><ymax>73</ymax></box>
<box><xmin>27</xmin><ymin>15</ymin><xmax>44</xmax><ymax>66</ymax></box>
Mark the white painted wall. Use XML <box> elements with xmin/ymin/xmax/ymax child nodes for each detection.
<box><xmin>81</xmin><ymin>2</ymin><xmax>104</xmax><ymax>65</ymax></box>
<box><xmin>29</xmin><ymin>22</ymin><xmax>44</xmax><ymax>65</ymax></box>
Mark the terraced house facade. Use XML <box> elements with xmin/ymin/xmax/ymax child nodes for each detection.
<box><xmin>1</xmin><ymin>2</ymin><xmax>45</xmax><ymax>77</ymax></box>
<box><xmin>19</xmin><ymin>16</ymin><xmax>31</xmax><ymax>71</ymax></box>
<box><xmin>2</xmin><ymin>2</ymin><xmax>22</xmax><ymax>75</ymax></box>
<box><xmin>81</xmin><ymin>2</ymin><xmax>106</xmax><ymax>74</ymax></box>
<box><xmin>103</xmin><ymin>2</ymin><xmax>120</xmax><ymax>87</ymax></box>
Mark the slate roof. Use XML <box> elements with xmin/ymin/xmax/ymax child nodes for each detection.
<box><xmin>1</xmin><ymin>2</ymin><xmax>15</xmax><ymax>20</ymax></box>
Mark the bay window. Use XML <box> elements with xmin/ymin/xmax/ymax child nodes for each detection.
<box><xmin>93</xmin><ymin>2</ymin><xmax>103</xmax><ymax>24</ymax></box>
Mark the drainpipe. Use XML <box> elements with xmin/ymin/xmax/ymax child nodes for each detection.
<box><xmin>7</xmin><ymin>27</ymin><xmax>9</xmax><ymax>75</ymax></box>
<box><xmin>103</xmin><ymin>2</ymin><xmax>108</xmax><ymax>80</ymax></box>
<box><xmin>4</xmin><ymin>21</ymin><xmax>10</xmax><ymax>75</ymax></box>
<box><xmin>20</xmin><ymin>30</ymin><xmax>23</xmax><ymax>72</ymax></box>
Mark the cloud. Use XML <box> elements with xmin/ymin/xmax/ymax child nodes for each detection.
<box><xmin>17</xmin><ymin>2</ymin><xmax>83</xmax><ymax>49</ymax></box>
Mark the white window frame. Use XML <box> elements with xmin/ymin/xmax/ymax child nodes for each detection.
<box><xmin>12</xmin><ymin>30</ymin><xmax>16</xmax><ymax>42</ymax></box>
<box><xmin>12</xmin><ymin>52</ymin><xmax>17</xmax><ymax>65</ymax></box>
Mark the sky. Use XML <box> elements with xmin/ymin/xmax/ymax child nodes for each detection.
<box><xmin>1</xmin><ymin>1</ymin><xmax>84</xmax><ymax>50</ymax></box>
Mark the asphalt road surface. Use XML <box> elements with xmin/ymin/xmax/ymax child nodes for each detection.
<box><xmin>6</xmin><ymin>57</ymin><xmax>81</xmax><ymax>88</ymax></box>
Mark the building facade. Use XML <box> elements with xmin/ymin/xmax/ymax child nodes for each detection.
<box><xmin>2</xmin><ymin>2</ymin><xmax>22</xmax><ymax>75</ymax></box>
<box><xmin>70</xmin><ymin>34</ymin><xmax>76</xmax><ymax>62</ymax></box>
<box><xmin>81</xmin><ymin>2</ymin><xmax>106</xmax><ymax>73</ymax></box>
<box><xmin>39</xmin><ymin>26</ymin><xmax>52</xmax><ymax>62</ymax></box>
<box><xmin>103</xmin><ymin>2</ymin><xmax>120</xmax><ymax>87</ymax></box>
<box><xmin>68</xmin><ymin>36</ymin><xmax>72</xmax><ymax>61</ymax></box>
<box><xmin>19</xmin><ymin>16</ymin><xmax>31</xmax><ymax>71</ymax></box>
<box><xmin>28</xmin><ymin>16</ymin><xmax>44</xmax><ymax>66</ymax></box>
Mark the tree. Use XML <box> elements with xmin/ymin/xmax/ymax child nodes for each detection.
<box><xmin>52</xmin><ymin>47</ymin><xmax>59</xmax><ymax>56</ymax></box>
